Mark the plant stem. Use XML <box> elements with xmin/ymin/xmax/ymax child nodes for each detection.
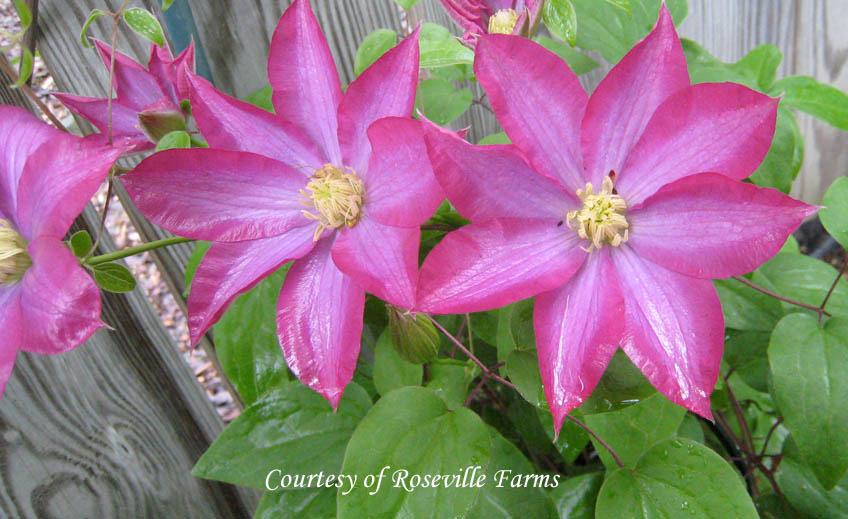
<box><xmin>0</xmin><ymin>52</ymin><xmax>65</xmax><ymax>129</ymax></box>
<box><xmin>428</xmin><ymin>313</ymin><xmax>625</xmax><ymax>469</ymax></box>
<box><xmin>820</xmin><ymin>259</ymin><xmax>847</xmax><ymax>313</ymax></box>
<box><xmin>732</xmin><ymin>275</ymin><xmax>831</xmax><ymax>318</ymax></box>
<box><xmin>86</xmin><ymin>237</ymin><xmax>192</xmax><ymax>266</ymax></box>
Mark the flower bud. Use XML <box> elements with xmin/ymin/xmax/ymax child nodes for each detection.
<box><xmin>387</xmin><ymin>305</ymin><xmax>440</xmax><ymax>364</ymax></box>
<box><xmin>138</xmin><ymin>108</ymin><xmax>187</xmax><ymax>143</ymax></box>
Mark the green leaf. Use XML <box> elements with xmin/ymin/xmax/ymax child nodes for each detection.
<box><xmin>192</xmin><ymin>381</ymin><xmax>371</xmax><ymax>489</ymax></box>
<box><xmin>354</xmin><ymin>29</ymin><xmax>397</xmax><ymax>76</ymax></box>
<box><xmin>769</xmin><ymin>313</ymin><xmax>848</xmax><ymax>489</ymax></box>
<box><xmin>467</xmin><ymin>428</ymin><xmax>558</xmax><ymax>518</ymax></box>
<box><xmin>534</xmin><ymin>36</ymin><xmax>600</xmax><ymax>75</ymax></box>
<box><xmin>724</xmin><ymin>330</ymin><xmax>771</xmax><ymax>393</ymax></box>
<box><xmin>419</xmin><ymin>23</ymin><xmax>474</xmax><ymax>69</ymax></box>
<box><xmin>504</xmin><ymin>349</ymin><xmax>545</xmax><ymax>407</ymax></box>
<box><xmin>11</xmin><ymin>47</ymin><xmax>33</xmax><ymax>89</ymax></box>
<box><xmin>214</xmin><ymin>268</ymin><xmax>290</xmax><ymax>405</ymax></box>
<box><xmin>155</xmin><ymin>130</ymin><xmax>191</xmax><ymax>151</ymax></box>
<box><xmin>244</xmin><ymin>85</ymin><xmax>274</xmax><ymax>113</ymax></box>
<box><xmin>415</xmin><ymin>78</ymin><xmax>472</xmax><ymax>125</ymax></box>
<box><xmin>393</xmin><ymin>0</ymin><xmax>420</xmax><ymax>9</ymax></box>
<box><xmin>13</xmin><ymin>0</ymin><xmax>32</xmax><ymax>30</ymax></box>
<box><xmin>774</xmin><ymin>75</ymin><xmax>848</xmax><ymax>131</ymax></box>
<box><xmin>683</xmin><ymin>39</ymin><xmax>783</xmax><ymax>91</ymax></box>
<box><xmin>373</xmin><ymin>328</ymin><xmax>422</xmax><ymax>396</ymax></box>
<box><xmin>776</xmin><ymin>457</ymin><xmax>848</xmax><ymax>519</ymax></box>
<box><xmin>714</xmin><ymin>278</ymin><xmax>784</xmax><ymax>332</ymax></box>
<box><xmin>478</xmin><ymin>132</ymin><xmax>511</xmax><ymax>145</ymax></box>
<box><xmin>749</xmin><ymin>105</ymin><xmax>804</xmax><ymax>193</ymax></box>
<box><xmin>583</xmin><ymin>392</ymin><xmax>686</xmax><ymax>469</ymax></box>
<box><xmin>496</xmin><ymin>299</ymin><xmax>535</xmax><ymax>359</ymax></box>
<box><xmin>754</xmin><ymin>253</ymin><xmax>848</xmax><ymax>317</ymax></box>
<box><xmin>123</xmin><ymin>7</ymin><xmax>166</xmax><ymax>47</ymax></box>
<box><xmin>821</xmin><ymin>176</ymin><xmax>848</xmax><ymax>250</ymax></box>
<box><xmin>80</xmin><ymin>9</ymin><xmax>107</xmax><ymax>48</ymax></box>
<box><xmin>596</xmin><ymin>438</ymin><xmax>758</xmax><ymax>518</ymax></box>
<box><xmin>425</xmin><ymin>358</ymin><xmax>475</xmax><ymax>409</ymax></box>
<box><xmin>338</xmin><ymin>387</ymin><xmax>492</xmax><ymax>518</ymax></box>
<box><xmin>92</xmin><ymin>262</ymin><xmax>136</xmax><ymax>293</ymax></box>
<box><xmin>572</xmin><ymin>0</ymin><xmax>687</xmax><ymax>64</ymax></box>
<box><xmin>68</xmin><ymin>230</ymin><xmax>93</xmax><ymax>258</ymax></box>
<box><xmin>538</xmin><ymin>409</ymin><xmax>589</xmax><ymax>463</ymax></box>
<box><xmin>580</xmin><ymin>350</ymin><xmax>655</xmax><ymax>414</ymax></box>
<box><xmin>254</xmin><ymin>489</ymin><xmax>335</xmax><ymax>519</ymax></box>
<box><xmin>604</xmin><ymin>0</ymin><xmax>631</xmax><ymax>13</ymax></box>
<box><xmin>543</xmin><ymin>0</ymin><xmax>578</xmax><ymax>46</ymax></box>
<box><xmin>183</xmin><ymin>240</ymin><xmax>210</xmax><ymax>296</ymax></box>
<box><xmin>162</xmin><ymin>0</ymin><xmax>176</xmax><ymax>12</ymax></box>
<box><xmin>550</xmin><ymin>472</ymin><xmax>604</xmax><ymax>519</ymax></box>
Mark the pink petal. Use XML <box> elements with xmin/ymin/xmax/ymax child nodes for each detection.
<box><xmin>363</xmin><ymin>117</ymin><xmax>443</xmax><ymax>227</ymax></box>
<box><xmin>580</xmin><ymin>5</ymin><xmax>689</xmax><ymax>188</ymax></box>
<box><xmin>475</xmin><ymin>35</ymin><xmax>588</xmax><ymax>192</ymax></box>
<box><xmin>439</xmin><ymin>0</ymin><xmax>489</xmax><ymax>36</ymax></box>
<box><xmin>17</xmin><ymin>138</ymin><xmax>121</xmax><ymax>240</ymax></box>
<box><xmin>124</xmin><ymin>149</ymin><xmax>312</xmax><ymax>242</ymax></box>
<box><xmin>0</xmin><ymin>106</ymin><xmax>59</xmax><ymax>222</ymax></box>
<box><xmin>338</xmin><ymin>29</ymin><xmax>419</xmax><ymax>173</ymax></box>
<box><xmin>94</xmin><ymin>39</ymin><xmax>168</xmax><ymax>111</ymax></box>
<box><xmin>417</xmin><ymin>218</ymin><xmax>586</xmax><ymax>314</ymax></box>
<box><xmin>0</xmin><ymin>286</ymin><xmax>22</xmax><ymax>398</ymax></box>
<box><xmin>268</xmin><ymin>0</ymin><xmax>343</xmax><ymax>164</ymax></box>
<box><xmin>422</xmin><ymin>120</ymin><xmax>573</xmax><ymax>220</ymax></box>
<box><xmin>18</xmin><ymin>237</ymin><xmax>103</xmax><ymax>355</ymax></box>
<box><xmin>332</xmin><ymin>217</ymin><xmax>419</xmax><ymax>309</ymax></box>
<box><xmin>52</xmin><ymin>93</ymin><xmax>151</xmax><ymax>151</ymax></box>
<box><xmin>628</xmin><ymin>173</ymin><xmax>816</xmax><ymax>279</ymax></box>
<box><xmin>188</xmin><ymin>226</ymin><xmax>316</xmax><ymax>345</ymax></box>
<box><xmin>186</xmin><ymin>73</ymin><xmax>323</xmax><ymax>169</ymax></box>
<box><xmin>278</xmin><ymin>238</ymin><xmax>365</xmax><ymax>409</ymax></box>
<box><xmin>612</xmin><ymin>246</ymin><xmax>722</xmax><ymax>419</ymax></box>
<box><xmin>148</xmin><ymin>43</ymin><xmax>195</xmax><ymax>103</ymax></box>
<box><xmin>618</xmin><ymin>84</ymin><xmax>779</xmax><ymax>204</ymax></box>
<box><xmin>535</xmin><ymin>249</ymin><xmax>624</xmax><ymax>433</ymax></box>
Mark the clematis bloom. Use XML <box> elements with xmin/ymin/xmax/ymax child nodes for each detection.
<box><xmin>54</xmin><ymin>40</ymin><xmax>195</xmax><ymax>152</ymax></box>
<box><xmin>0</xmin><ymin>107</ymin><xmax>122</xmax><ymax>398</ymax></box>
<box><xmin>417</xmin><ymin>6</ymin><xmax>816</xmax><ymax>432</ymax></box>
<box><xmin>439</xmin><ymin>0</ymin><xmax>543</xmax><ymax>44</ymax></box>
<box><xmin>124</xmin><ymin>0</ymin><xmax>441</xmax><ymax>408</ymax></box>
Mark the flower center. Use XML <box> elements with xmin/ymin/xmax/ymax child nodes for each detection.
<box><xmin>301</xmin><ymin>164</ymin><xmax>365</xmax><ymax>241</ymax></box>
<box><xmin>0</xmin><ymin>219</ymin><xmax>30</xmax><ymax>284</ymax></box>
<box><xmin>566</xmin><ymin>176</ymin><xmax>629</xmax><ymax>252</ymax></box>
<box><xmin>488</xmin><ymin>8</ymin><xmax>519</xmax><ymax>34</ymax></box>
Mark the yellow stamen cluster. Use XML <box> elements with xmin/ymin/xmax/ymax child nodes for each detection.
<box><xmin>488</xmin><ymin>8</ymin><xmax>519</xmax><ymax>34</ymax></box>
<box><xmin>0</xmin><ymin>219</ymin><xmax>30</xmax><ymax>284</ymax></box>
<box><xmin>301</xmin><ymin>164</ymin><xmax>365</xmax><ymax>242</ymax></box>
<box><xmin>566</xmin><ymin>177</ymin><xmax>629</xmax><ymax>252</ymax></box>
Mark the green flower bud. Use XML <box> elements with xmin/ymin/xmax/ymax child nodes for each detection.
<box><xmin>138</xmin><ymin>108</ymin><xmax>187</xmax><ymax>143</ymax></box>
<box><xmin>387</xmin><ymin>305</ymin><xmax>440</xmax><ymax>364</ymax></box>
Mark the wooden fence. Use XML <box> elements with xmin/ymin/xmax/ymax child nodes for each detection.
<box><xmin>0</xmin><ymin>0</ymin><xmax>844</xmax><ymax>517</ymax></box>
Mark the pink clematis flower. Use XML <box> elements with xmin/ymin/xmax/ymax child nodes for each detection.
<box><xmin>417</xmin><ymin>6</ymin><xmax>816</xmax><ymax>432</ymax></box>
<box><xmin>123</xmin><ymin>0</ymin><xmax>441</xmax><ymax>408</ymax></box>
<box><xmin>439</xmin><ymin>0</ymin><xmax>543</xmax><ymax>44</ymax></box>
<box><xmin>54</xmin><ymin>40</ymin><xmax>195</xmax><ymax>152</ymax></box>
<box><xmin>0</xmin><ymin>106</ymin><xmax>122</xmax><ymax>398</ymax></box>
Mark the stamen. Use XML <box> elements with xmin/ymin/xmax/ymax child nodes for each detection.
<box><xmin>488</xmin><ymin>8</ymin><xmax>519</xmax><ymax>34</ymax></box>
<box><xmin>566</xmin><ymin>176</ymin><xmax>630</xmax><ymax>252</ymax></box>
<box><xmin>0</xmin><ymin>219</ymin><xmax>30</xmax><ymax>284</ymax></box>
<box><xmin>300</xmin><ymin>164</ymin><xmax>365</xmax><ymax>242</ymax></box>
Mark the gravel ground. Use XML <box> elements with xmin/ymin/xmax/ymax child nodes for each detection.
<box><xmin>0</xmin><ymin>0</ymin><xmax>239</xmax><ymax>422</ymax></box>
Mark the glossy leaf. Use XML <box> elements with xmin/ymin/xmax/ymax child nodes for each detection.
<box><xmin>337</xmin><ymin>386</ymin><xmax>491</xmax><ymax>518</ymax></box>
<box><xmin>92</xmin><ymin>262</ymin><xmax>137</xmax><ymax>293</ymax></box>
<box><xmin>774</xmin><ymin>75</ymin><xmax>848</xmax><ymax>131</ymax></box>
<box><xmin>580</xmin><ymin>351</ymin><xmax>655</xmax><ymax>414</ymax></box>
<box><xmin>724</xmin><ymin>330</ymin><xmax>770</xmax><ymax>393</ymax></box>
<box><xmin>11</xmin><ymin>47</ymin><xmax>33</xmax><ymax>89</ymax></box>
<box><xmin>254</xmin><ymin>488</ymin><xmax>335</xmax><ymax>519</ymax></box>
<box><xmin>155</xmin><ymin>130</ymin><xmax>192</xmax><ymax>151</ymax></box>
<box><xmin>373</xmin><ymin>328</ymin><xmax>422</xmax><ymax>396</ymax></box>
<box><xmin>244</xmin><ymin>85</ymin><xmax>274</xmax><ymax>113</ymax></box>
<box><xmin>415</xmin><ymin>78</ymin><xmax>472</xmax><ymax>125</ymax></box>
<box><xmin>583</xmin><ymin>392</ymin><xmax>686</xmax><ymax>469</ymax></box>
<box><xmin>183</xmin><ymin>240</ymin><xmax>211</xmax><ymax>296</ymax></box>
<box><xmin>192</xmin><ymin>381</ymin><xmax>372</xmax><ymax>489</ymax></box>
<box><xmin>355</xmin><ymin>29</ymin><xmax>397</xmax><ymax>76</ymax></box>
<box><xmin>504</xmin><ymin>349</ymin><xmax>545</xmax><ymax>408</ymax></box>
<box><xmin>821</xmin><ymin>176</ymin><xmax>848</xmax><ymax>250</ymax></box>
<box><xmin>13</xmin><ymin>0</ymin><xmax>32</xmax><ymax>30</ymax></box>
<box><xmin>419</xmin><ymin>23</ymin><xmax>474</xmax><ymax>69</ymax></box>
<box><xmin>425</xmin><ymin>358</ymin><xmax>475</xmax><ymax>409</ymax></box>
<box><xmin>749</xmin><ymin>105</ymin><xmax>804</xmax><ymax>193</ymax></box>
<box><xmin>683</xmin><ymin>40</ymin><xmax>782</xmax><ymax>91</ymax></box>
<box><xmin>123</xmin><ymin>7</ymin><xmax>166</xmax><ymax>47</ymax></box>
<box><xmin>550</xmin><ymin>472</ymin><xmax>603</xmax><ymax>519</ymax></box>
<box><xmin>534</xmin><ymin>36</ymin><xmax>599</xmax><ymax>75</ymax></box>
<box><xmin>714</xmin><ymin>278</ymin><xmax>783</xmax><ymax>332</ymax></box>
<box><xmin>68</xmin><ymin>230</ymin><xmax>93</xmax><ymax>258</ymax></box>
<box><xmin>213</xmin><ymin>268</ymin><xmax>290</xmax><ymax>405</ymax></box>
<box><xmin>754</xmin><ymin>253</ymin><xmax>848</xmax><ymax>317</ymax></box>
<box><xmin>596</xmin><ymin>439</ymin><xmax>758</xmax><ymax>518</ymax></box>
<box><xmin>544</xmin><ymin>0</ymin><xmax>578</xmax><ymax>46</ymax></box>
<box><xmin>80</xmin><ymin>9</ymin><xmax>107</xmax><ymax>48</ymax></box>
<box><xmin>777</xmin><ymin>457</ymin><xmax>848</xmax><ymax>519</ymax></box>
<box><xmin>769</xmin><ymin>313</ymin><xmax>848</xmax><ymax>489</ymax></box>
